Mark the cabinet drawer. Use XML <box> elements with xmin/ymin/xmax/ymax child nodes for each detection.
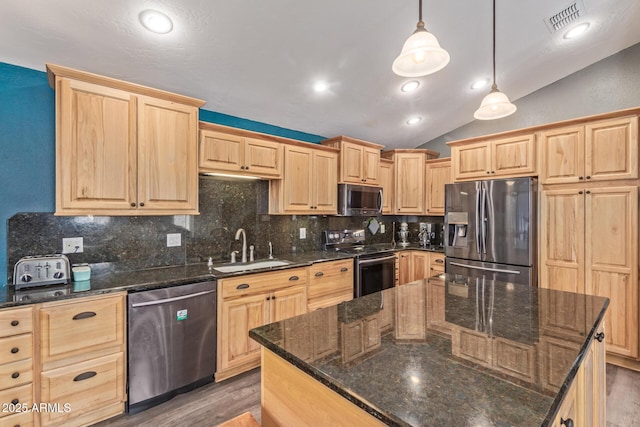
<box><xmin>40</xmin><ymin>352</ymin><xmax>125</xmax><ymax>425</ymax></box>
<box><xmin>430</xmin><ymin>253</ymin><xmax>445</xmax><ymax>275</ymax></box>
<box><xmin>221</xmin><ymin>267</ymin><xmax>308</xmax><ymax>299</ymax></box>
<box><xmin>0</xmin><ymin>383</ymin><xmax>33</xmax><ymax>418</ymax></box>
<box><xmin>0</xmin><ymin>410</ymin><xmax>34</xmax><ymax>426</ymax></box>
<box><xmin>0</xmin><ymin>334</ymin><xmax>32</xmax><ymax>365</ymax></box>
<box><xmin>40</xmin><ymin>294</ymin><xmax>125</xmax><ymax>364</ymax></box>
<box><xmin>308</xmin><ymin>260</ymin><xmax>353</xmax><ymax>302</ymax></box>
<box><xmin>0</xmin><ymin>307</ymin><xmax>33</xmax><ymax>338</ymax></box>
<box><xmin>0</xmin><ymin>359</ymin><xmax>33</xmax><ymax>390</ymax></box>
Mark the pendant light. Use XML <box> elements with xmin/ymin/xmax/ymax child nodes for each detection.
<box><xmin>474</xmin><ymin>0</ymin><xmax>516</xmax><ymax>120</ymax></box>
<box><xmin>392</xmin><ymin>0</ymin><xmax>450</xmax><ymax>77</ymax></box>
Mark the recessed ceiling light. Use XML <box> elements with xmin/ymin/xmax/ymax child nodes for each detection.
<box><xmin>400</xmin><ymin>80</ymin><xmax>420</xmax><ymax>93</ymax></box>
<box><xmin>470</xmin><ymin>78</ymin><xmax>490</xmax><ymax>90</ymax></box>
<box><xmin>563</xmin><ymin>22</ymin><xmax>590</xmax><ymax>39</ymax></box>
<box><xmin>313</xmin><ymin>81</ymin><xmax>328</xmax><ymax>92</ymax></box>
<box><xmin>139</xmin><ymin>10</ymin><xmax>173</xmax><ymax>34</ymax></box>
<box><xmin>406</xmin><ymin>116</ymin><xmax>422</xmax><ymax>125</ymax></box>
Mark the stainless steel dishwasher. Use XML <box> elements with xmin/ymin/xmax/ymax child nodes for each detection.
<box><xmin>127</xmin><ymin>280</ymin><xmax>216</xmax><ymax>414</ymax></box>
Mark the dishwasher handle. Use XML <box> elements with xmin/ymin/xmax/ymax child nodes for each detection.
<box><xmin>130</xmin><ymin>289</ymin><xmax>216</xmax><ymax>308</ymax></box>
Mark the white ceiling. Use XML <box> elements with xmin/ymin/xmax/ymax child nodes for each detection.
<box><xmin>2</xmin><ymin>0</ymin><xmax>640</xmax><ymax>150</ymax></box>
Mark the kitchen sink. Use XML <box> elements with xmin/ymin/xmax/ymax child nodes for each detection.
<box><xmin>213</xmin><ymin>260</ymin><xmax>292</xmax><ymax>273</ymax></box>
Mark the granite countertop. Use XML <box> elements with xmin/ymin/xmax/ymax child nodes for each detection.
<box><xmin>0</xmin><ymin>245</ymin><xmax>443</xmax><ymax>308</ymax></box>
<box><xmin>249</xmin><ymin>274</ymin><xmax>609</xmax><ymax>426</ymax></box>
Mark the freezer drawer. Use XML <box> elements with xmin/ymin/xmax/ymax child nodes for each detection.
<box><xmin>445</xmin><ymin>257</ymin><xmax>536</xmax><ymax>287</ymax></box>
<box><xmin>127</xmin><ymin>281</ymin><xmax>216</xmax><ymax>412</ymax></box>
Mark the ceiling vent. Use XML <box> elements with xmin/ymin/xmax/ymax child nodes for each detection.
<box><xmin>545</xmin><ymin>0</ymin><xmax>587</xmax><ymax>32</ymax></box>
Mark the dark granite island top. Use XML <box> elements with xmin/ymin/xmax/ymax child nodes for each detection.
<box><xmin>249</xmin><ymin>274</ymin><xmax>609</xmax><ymax>426</ymax></box>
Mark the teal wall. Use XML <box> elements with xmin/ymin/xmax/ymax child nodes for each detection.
<box><xmin>0</xmin><ymin>62</ymin><xmax>325</xmax><ymax>284</ymax></box>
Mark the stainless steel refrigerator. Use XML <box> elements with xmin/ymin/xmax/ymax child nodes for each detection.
<box><xmin>444</xmin><ymin>177</ymin><xmax>537</xmax><ymax>286</ymax></box>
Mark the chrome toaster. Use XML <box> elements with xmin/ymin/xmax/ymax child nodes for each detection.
<box><xmin>13</xmin><ymin>254</ymin><xmax>70</xmax><ymax>289</ymax></box>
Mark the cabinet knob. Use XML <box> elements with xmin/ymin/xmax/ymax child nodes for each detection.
<box><xmin>586</xmin><ymin>175</ymin><xmax>591</xmax><ymax>180</ymax></box>
<box><xmin>586</xmin><ymin>190</ymin><xmax>591</xmax><ymax>194</ymax></box>
<box><xmin>11</xmin><ymin>399</ymin><xmax>18</xmax><ymax>405</ymax></box>
<box><xmin>266</xmin><ymin>296</ymin><xmax>271</xmax><ymax>301</ymax></box>
<box><xmin>560</xmin><ymin>418</ymin><xmax>574</xmax><ymax>427</ymax></box>
<box><xmin>486</xmin><ymin>171</ymin><xmax>491</xmax><ymax>174</ymax></box>
<box><xmin>10</xmin><ymin>347</ymin><xmax>19</xmax><ymax>354</ymax></box>
<box><xmin>578</xmin><ymin>176</ymin><xmax>584</xmax><ymax>180</ymax></box>
<box><xmin>11</xmin><ymin>320</ymin><xmax>19</xmax><ymax>327</ymax></box>
<box><xmin>578</xmin><ymin>191</ymin><xmax>583</xmax><ymax>195</ymax></box>
<box><xmin>11</xmin><ymin>372</ymin><xmax>19</xmax><ymax>379</ymax></box>
<box><xmin>595</xmin><ymin>332</ymin><xmax>605</xmax><ymax>342</ymax></box>
<box><xmin>314</xmin><ymin>272</ymin><xmax>324</xmax><ymax>277</ymax></box>
<box><xmin>245</xmin><ymin>166</ymin><xmax>249</xmax><ymax>170</ymax></box>
<box><xmin>130</xmin><ymin>202</ymin><xmax>136</xmax><ymax>207</ymax></box>
<box><xmin>491</xmin><ymin>171</ymin><xmax>495</xmax><ymax>174</ymax></box>
<box><xmin>139</xmin><ymin>202</ymin><xmax>145</xmax><ymax>207</ymax></box>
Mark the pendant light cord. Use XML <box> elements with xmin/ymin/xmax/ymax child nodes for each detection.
<box><xmin>419</xmin><ymin>0</ymin><xmax>422</xmax><ymax>22</ymax></box>
<box><xmin>492</xmin><ymin>0</ymin><xmax>498</xmax><ymax>91</ymax></box>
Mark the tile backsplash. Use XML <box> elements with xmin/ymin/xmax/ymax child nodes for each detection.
<box><xmin>6</xmin><ymin>176</ymin><xmax>441</xmax><ymax>281</ymax></box>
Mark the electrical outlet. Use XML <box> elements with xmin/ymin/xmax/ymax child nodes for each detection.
<box><xmin>299</xmin><ymin>227</ymin><xmax>306</xmax><ymax>239</ymax></box>
<box><xmin>62</xmin><ymin>237</ymin><xmax>84</xmax><ymax>254</ymax></box>
<box><xmin>167</xmin><ymin>233</ymin><xmax>182</xmax><ymax>247</ymax></box>
<box><xmin>380</xmin><ymin>223</ymin><xmax>386</xmax><ymax>234</ymax></box>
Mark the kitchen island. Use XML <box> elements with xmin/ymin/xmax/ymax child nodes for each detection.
<box><xmin>249</xmin><ymin>274</ymin><xmax>609</xmax><ymax>426</ymax></box>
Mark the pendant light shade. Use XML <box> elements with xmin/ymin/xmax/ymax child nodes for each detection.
<box><xmin>392</xmin><ymin>0</ymin><xmax>450</xmax><ymax>77</ymax></box>
<box><xmin>474</xmin><ymin>85</ymin><xmax>517</xmax><ymax>120</ymax></box>
<box><xmin>474</xmin><ymin>0</ymin><xmax>516</xmax><ymax>120</ymax></box>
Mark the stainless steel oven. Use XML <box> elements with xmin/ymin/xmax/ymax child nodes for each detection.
<box><xmin>355</xmin><ymin>252</ymin><xmax>396</xmax><ymax>298</ymax></box>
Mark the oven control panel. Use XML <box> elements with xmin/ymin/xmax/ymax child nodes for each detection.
<box><xmin>323</xmin><ymin>229</ymin><xmax>366</xmax><ymax>250</ymax></box>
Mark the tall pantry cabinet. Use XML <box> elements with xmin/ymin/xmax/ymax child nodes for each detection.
<box><xmin>539</xmin><ymin>115</ymin><xmax>639</xmax><ymax>363</ymax></box>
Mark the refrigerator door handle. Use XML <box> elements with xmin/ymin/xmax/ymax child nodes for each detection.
<box><xmin>475</xmin><ymin>185</ymin><xmax>482</xmax><ymax>256</ymax></box>
<box><xmin>481</xmin><ymin>184</ymin><xmax>488</xmax><ymax>255</ymax></box>
<box><xmin>449</xmin><ymin>261</ymin><xmax>521</xmax><ymax>275</ymax></box>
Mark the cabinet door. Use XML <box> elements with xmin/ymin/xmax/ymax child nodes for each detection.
<box><xmin>312</xmin><ymin>150</ymin><xmax>338</xmax><ymax>214</ymax></box>
<box><xmin>395</xmin><ymin>153</ymin><xmax>425</xmax><ymax>214</ymax></box>
<box><xmin>492</xmin><ymin>338</ymin><xmax>535</xmax><ymax>383</ymax></box>
<box><xmin>394</xmin><ymin>282</ymin><xmax>426</xmax><ymax>341</ymax></box>
<box><xmin>271</xmin><ymin>285</ymin><xmax>307</xmax><ymax>322</ymax></box>
<box><xmin>341</xmin><ymin>321</ymin><xmax>364</xmax><ymax>363</ymax></box>
<box><xmin>585</xmin><ymin>116</ymin><xmax>638</xmax><ymax>181</ymax></box>
<box><xmin>363</xmin><ymin>315</ymin><xmax>381</xmax><ymax>351</ymax></box>
<box><xmin>56</xmin><ymin>78</ymin><xmax>136</xmax><ymax>212</ymax></box>
<box><xmin>137</xmin><ymin>95</ymin><xmax>199</xmax><ymax>213</ymax></box>
<box><xmin>586</xmin><ymin>186</ymin><xmax>638</xmax><ymax>358</ymax></box>
<box><xmin>538</xmin><ymin>126</ymin><xmax>584</xmax><ymax>184</ymax></box>
<box><xmin>425</xmin><ymin>159</ymin><xmax>451</xmax><ymax>215</ymax></box>
<box><xmin>219</xmin><ymin>293</ymin><xmax>269</xmax><ymax>372</ymax></box>
<box><xmin>410</xmin><ymin>251</ymin><xmax>429</xmax><ymax>282</ymax></box>
<box><xmin>397</xmin><ymin>252</ymin><xmax>412</xmax><ymax>285</ymax></box>
<box><xmin>311</xmin><ymin>306</ymin><xmax>339</xmax><ymax>360</ymax></box>
<box><xmin>379</xmin><ymin>160</ymin><xmax>394</xmax><ymax>214</ymax></box>
<box><xmin>491</xmin><ymin>134</ymin><xmax>536</xmax><ymax>177</ymax></box>
<box><xmin>199</xmin><ymin>130</ymin><xmax>244</xmax><ymax>173</ymax></box>
<box><xmin>552</xmin><ymin>378</ymin><xmax>579</xmax><ymax>427</ymax></box>
<box><xmin>451</xmin><ymin>327</ymin><xmax>491</xmax><ymax>367</ymax></box>
<box><xmin>430</xmin><ymin>252</ymin><xmax>445</xmax><ymax>275</ymax></box>
<box><xmin>539</xmin><ymin>189</ymin><xmax>585</xmax><ymax>293</ymax></box>
<box><xmin>426</xmin><ymin>277</ymin><xmax>448</xmax><ymax>334</ymax></box>
<box><xmin>362</xmin><ymin>146</ymin><xmax>381</xmax><ymax>185</ymax></box>
<box><xmin>452</xmin><ymin>142</ymin><xmax>490</xmax><ymax>181</ymax></box>
<box><xmin>281</xmin><ymin>146</ymin><xmax>313</xmax><ymax>211</ymax></box>
<box><xmin>340</xmin><ymin>142</ymin><xmax>364</xmax><ymax>184</ymax></box>
<box><xmin>244</xmin><ymin>137</ymin><xmax>283</xmax><ymax>177</ymax></box>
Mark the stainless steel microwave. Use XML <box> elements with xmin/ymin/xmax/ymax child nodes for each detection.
<box><xmin>337</xmin><ymin>184</ymin><xmax>383</xmax><ymax>216</ymax></box>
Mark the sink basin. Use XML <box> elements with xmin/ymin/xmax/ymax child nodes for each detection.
<box><xmin>213</xmin><ymin>260</ymin><xmax>291</xmax><ymax>273</ymax></box>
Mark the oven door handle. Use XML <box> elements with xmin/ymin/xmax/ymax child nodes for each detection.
<box><xmin>357</xmin><ymin>254</ymin><xmax>396</xmax><ymax>266</ymax></box>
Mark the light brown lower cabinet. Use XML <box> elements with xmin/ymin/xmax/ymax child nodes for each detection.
<box><xmin>307</xmin><ymin>259</ymin><xmax>353</xmax><ymax>311</ymax></box>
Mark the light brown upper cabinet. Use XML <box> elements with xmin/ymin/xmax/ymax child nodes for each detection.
<box><xmin>425</xmin><ymin>158</ymin><xmax>452</xmax><ymax>216</ymax></box>
<box><xmin>378</xmin><ymin>158</ymin><xmax>394</xmax><ymax>214</ymax></box>
<box><xmin>48</xmin><ymin>64</ymin><xmax>204</xmax><ymax>216</ymax></box>
<box><xmin>539</xmin><ymin>116</ymin><xmax>638</xmax><ymax>184</ymax></box>
<box><xmin>450</xmin><ymin>133</ymin><xmax>536</xmax><ymax>181</ymax></box>
<box><xmin>381</xmin><ymin>149</ymin><xmax>439</xmax><ymax>215</ymax></box>
<box><xmin>199</xmin><ymin>124</ymin><xmax>283</xmax><ymax>179</ymax></box>
<box><xmin>269</xmin><ymin>144</ymin><xmax>338</xmax><ymax>215</ymax></box>
<box><xmin>321</xmin><ymin>136</ymin><xmax>384</xmax><ymax>186</ymax></box>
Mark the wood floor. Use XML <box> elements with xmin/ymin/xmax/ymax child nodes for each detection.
<box><xmin>96</xmin><ymin>365</ymin><xmax>640</xmax><ymax>427</ymax></box>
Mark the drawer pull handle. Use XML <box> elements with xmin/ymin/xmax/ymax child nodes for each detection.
<box><xmin>315</xmin><ymin>272</ymin><xmax>324</xmax><ymax>277</ymax></box>
<box><xmin>236</xmin><ymin>284</ymin><xmax>250</xmax><ymax>290</ymax></box>
<box><xmin>11</xmin><ymin>398</ymin><xmax>19</xmax><ymax>405</ymax></box>
<box><xmin>11</xmin><ymin>372</ymin><xmax>19</xmax><ymax>379</ymax></box>
<box><xmin>435</xmin><ymin>259</ymin><xmax>444</xmax><ymax>264</ymax></box>
<box><xmin>72</xmin><ymin>311</ymin><xmax>97</xmax><ymax>320</ymax></box>
<box><xmin>340</xmin><ymin>267</ymin><xmax>349</xmax><ymax>272</ymax></box>
<box><xmin>11</xmin><ymin>347</ymin><xmax>19</xmax><ymax>354</ymax></box>
<box><xmin>73</xmin><ymin>371</ymin><xmax>97</xmax><ymax>382</ymax></box>
<box><xmin>289</xmin><ymin>276</ymin><xmax>299</xmax><ymax>281</ymax></box>
<box><xmin>11</xmin><ymin>320</ymin><xmax>19</xmax><ymax>327</ymax></box>
<box><xmin>595</xmin><ymin>332</ymin><xmax>605</xmax><ymax>342</ymax></box>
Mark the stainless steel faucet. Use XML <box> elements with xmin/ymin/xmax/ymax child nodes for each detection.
<box><xmin>235</xmin><ymin>228</ymin><xmax>247</xmax><ymax>263</ymax></box>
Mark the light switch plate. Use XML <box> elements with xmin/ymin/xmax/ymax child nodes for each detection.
<box><xmin>167</xmin><ymin>233</ymin><xmax>182</xmax><ymax>247</ymax></box>
<box><xmin>299</xmin><ymin>227</ymin><xmax>306</xmax><ymax>239</ymax></box>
